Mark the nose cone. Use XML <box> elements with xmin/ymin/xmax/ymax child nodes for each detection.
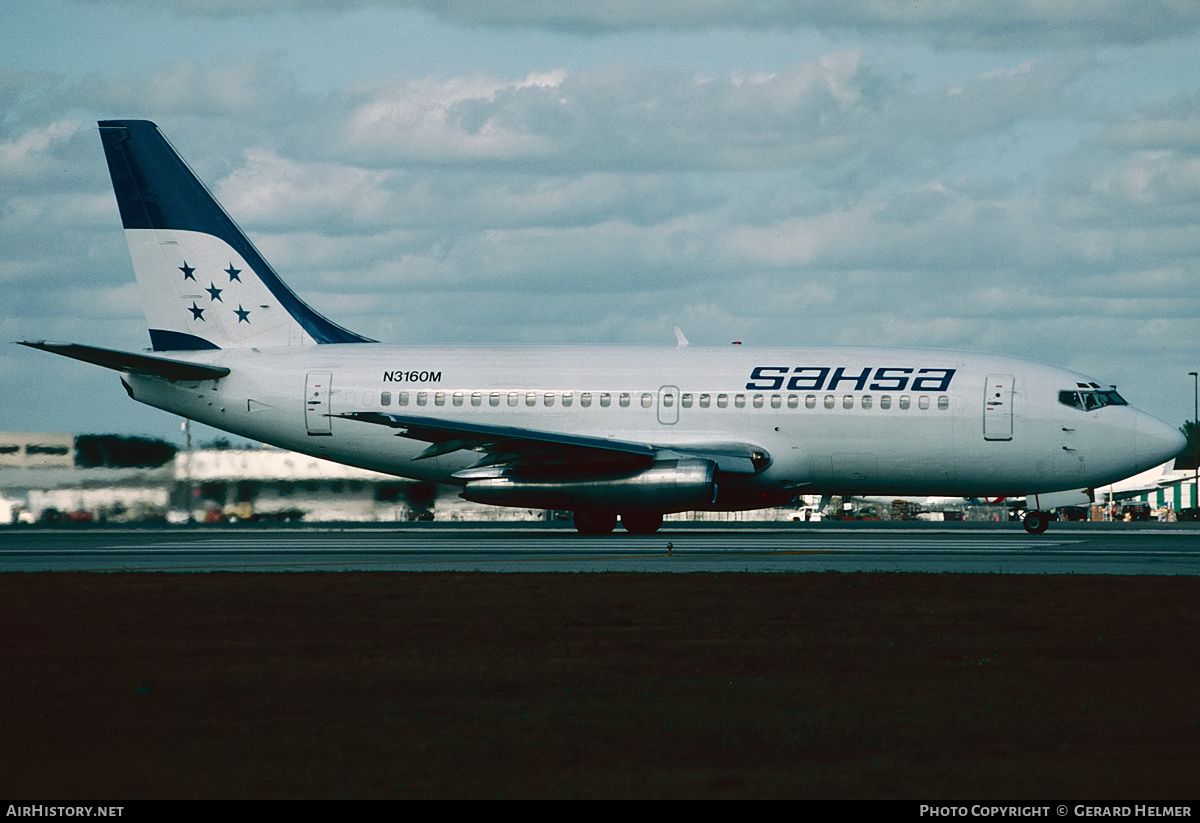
<box><xmin>1137</xmin><ymin>411</ymin><xmax>1187</xmax><ymax>469</ymax></box>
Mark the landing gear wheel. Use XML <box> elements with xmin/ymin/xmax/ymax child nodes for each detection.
<box><xmin>574</xmin><ymin>510</ymin><xmax>617</xmax><ymax>535</ymax></box>
<box><xmin>621</xmin><ymin>511</ymin><xmax>664</xmax><ymax>535</ymax></box>
<box><xmin>1023</xmin><ymin>510</ymin><xmax>1051</xmax><ymax>535</ymax></box>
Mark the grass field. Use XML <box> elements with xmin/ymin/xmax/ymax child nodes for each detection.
<box><xmin>1</xmin><ymin>572</ymin><xmax>1197</xmax><ymax>799</ymax></box>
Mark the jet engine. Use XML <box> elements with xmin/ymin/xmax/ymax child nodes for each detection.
<box><xmin>458</xmin><ymin>458</ymin><xmax>718</xmax><ymax>512</ymax></box>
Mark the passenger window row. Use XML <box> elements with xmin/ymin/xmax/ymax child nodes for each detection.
<box><xmin>373</xmin><ymin>390</ymin><xmax>952</xmax><ymax>411</ymax></box>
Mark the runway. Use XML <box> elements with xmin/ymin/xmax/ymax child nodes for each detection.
<box><xmin>3</xmin><ymin>522</ymin><xmax>1200</xmax><ymax>574</ymax></box>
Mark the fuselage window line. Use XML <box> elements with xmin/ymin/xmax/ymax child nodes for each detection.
<box><xmin>364</xmin><ymin>386</ymin><xmax>953</xmax><ymax>414</ymax></box>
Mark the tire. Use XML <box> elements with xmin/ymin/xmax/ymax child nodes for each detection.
<box><xmin>573</xmin><ymin>510</ymin><xmax>617</xmax><ymax>535</ymax></box>
<box><xmin>1023</xmin><ymin>510</ymin><xmax>1050</xmax><ymax>534</ymax></box>
<box><xmin>621</xmin><ymin>511</ymin><xmax>664</xmax><ymax>535</ymax></box>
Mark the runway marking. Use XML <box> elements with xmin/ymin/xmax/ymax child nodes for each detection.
<box><xmin>8</xmin><ymin>541</ymin><xmax>1096</xmax><ymax>556</ymax></box>
<box><xmin>23</xmin><ymin>544</ymin><xmax>1200</xmax><ymax>575</ymax></box>
<box><xmin>85</xmin><ymin>535</ymin><xmax>1087</xmax><ymax>551</ymax></box>
<box><xmin>6</xmin><ymin>528</ymin><xmax>1200</xmax><ymax>574</ymax></box>
<box><xmin>52</xmin><ymin>554</ymin><xmax>685</xmax><ymax>573</ymax></box>
<box><xmin>11</xmin><ymin>536</ymin><xmax>1200</xmax><ymax>556</ymax></box>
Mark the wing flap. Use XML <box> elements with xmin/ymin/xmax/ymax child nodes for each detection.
<box><xmin>337</xmin><ymin>411</ymin><xmax>656</xmax><ymax>466</ymax></box>
<box><xmin>337</xmin><ymin>411</ymin><xmax>769</xmax><ymax>474</ymax></box>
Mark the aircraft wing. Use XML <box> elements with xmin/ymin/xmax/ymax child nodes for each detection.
<box><xmin>336</xmin><ymin>411</ymin><xmax>768</xmax><ymax>474</ymax></box>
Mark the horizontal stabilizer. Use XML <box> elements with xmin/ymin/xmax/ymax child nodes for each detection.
<box><xmin>19</xmin><ymin>341</ymin><xmax>229</xmax><ymax>381</ymax></box>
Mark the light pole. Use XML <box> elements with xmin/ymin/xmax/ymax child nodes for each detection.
<box><xmin>1191</xmin><ymin>372</ymin><xmax>1198</xmax><ymax>510</ymax></box>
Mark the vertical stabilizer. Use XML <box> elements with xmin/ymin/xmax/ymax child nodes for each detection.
<box><xmin>98</xmin><ymin>120</ymin><xmax>373</xmax><ymax>351</ymax></box>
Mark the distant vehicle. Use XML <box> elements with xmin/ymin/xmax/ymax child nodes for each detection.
<box><xmin>788</xmin><ymin>507</ymin><xmax>822</xmax><ymax>522</ymax></box>
<box><xmin>20</xmin><ymin>120</ymin><xmax>1186</xmax><ymax>535</ymax></box>
<box><xmin>1120</xmin><ymin>502</ymin><xmax>1152</xmax><ymax>521</ymax></box>
<box><xmin>1059</xmin><ymin>506</ymin><xmax>1090</xmax><ymax>521</ymax></box>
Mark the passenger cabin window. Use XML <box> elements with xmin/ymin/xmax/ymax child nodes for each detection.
<box><xmin>381</xmin><ymin>391</ymin><xmax>392</xmax><ymax>406</ymax></box>
<box><xmin>641</xmin><ymin>393</ymin><xmax>653</xmax><ymax>408</ymax></box>
<box><xmin>581</xmin><ymin>392</ymin><xmax>592</xmax><ymax>407</ymax></box>
<box><xmin>563</xmin><ymin>392</ymin><xmax>573</xmax><ymax>407</ymax></box>
<box><xmin>398</xmin><ymin>392</ymin><xmax>409</xmax><ymax>406</ymax></box>
<box><xmin>619</xmin><ymin>392</ymin><xmax>631</xmax><ymax>408</ymax></box>
<box><xmin>681</xmin><ymin>393</ymin><xmax>693</xmax><ymax>408</ymax></box>
<box><xmin>600</xmin><ymin>393</ymin><xmax>611</xmax><ymax>408</ymax></box>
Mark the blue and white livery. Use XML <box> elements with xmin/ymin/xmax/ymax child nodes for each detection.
<box><xmin>21</xmin><ymin>120</ymin><xmax>1186</xmax><ymax>534</ymax></box>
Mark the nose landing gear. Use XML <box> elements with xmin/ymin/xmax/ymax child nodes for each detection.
<box><xmin>1022</xmin><ymin>510</ymin><xmax>1051</xmax><ymax>534</ymax></box>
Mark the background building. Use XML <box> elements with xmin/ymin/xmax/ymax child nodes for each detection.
<box><xmin>5</xmin><ymin>431</ymin><xmax>1189</xmax><ymax>525</ymax></box>
<box><xmin>0</xmin><ymin>432</ymin><xmax>73</xmax><ymax>469</ymax></box>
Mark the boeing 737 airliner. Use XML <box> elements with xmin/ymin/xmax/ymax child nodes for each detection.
<box><xmin>21</xmin><ymin>120</ymin><xmax>1186</xmax><ymax>534</ymax></box>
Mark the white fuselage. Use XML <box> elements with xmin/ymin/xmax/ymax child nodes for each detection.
<box><xmin>123</xmin><ymin>343</ymin><xmax>1182</xmax><ymax>505</ymax></box>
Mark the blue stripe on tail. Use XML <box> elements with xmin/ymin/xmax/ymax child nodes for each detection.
<box><xmin>98</xmin><ymin>120</ymin><xmax>374</xmax><ymax>347</ymax></box>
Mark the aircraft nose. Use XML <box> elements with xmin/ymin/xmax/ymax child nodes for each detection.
<box><xmin>1137</xmin><ymin>412</ymin><xmax>1187</xmax><ymax>467</ymax></box>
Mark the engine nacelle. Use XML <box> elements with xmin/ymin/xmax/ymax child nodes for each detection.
<box><xmin>460</xmin><ymin>458</ymin><xmax>718</xmax><ymax>512</ymax></box>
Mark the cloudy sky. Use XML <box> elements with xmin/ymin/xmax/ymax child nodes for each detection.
<box><xmin>3</xmin><ymin>0</ymin><xmax>1199</xmax><ymax>444</ymax></box>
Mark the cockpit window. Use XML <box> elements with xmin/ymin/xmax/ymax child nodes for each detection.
<box><xmin>1058</xmin><ymin>389</ymin><xmax>1128</xmax><ymax>411</ymax></box>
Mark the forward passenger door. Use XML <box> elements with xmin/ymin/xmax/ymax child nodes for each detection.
<box><xmin>983</xmin><ymin>374</ymin><xmax>1014</xmax><ymax>441</ymax></box>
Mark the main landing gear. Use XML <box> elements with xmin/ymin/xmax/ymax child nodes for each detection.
<box><xmin>1022</xmin><ymin>510</ymin><xmax>1051</xmax><ymax>534</ymax></box>
<box><xmin>572</xmin><ymin>510</ymin><xmax>664</xmax><ymax>535</ymax></box>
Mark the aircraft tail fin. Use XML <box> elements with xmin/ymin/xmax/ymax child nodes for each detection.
<box><xmin>98</xmin><ymin>120</ymin><xmax>373</xmax><ymax>352</ymax></box>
